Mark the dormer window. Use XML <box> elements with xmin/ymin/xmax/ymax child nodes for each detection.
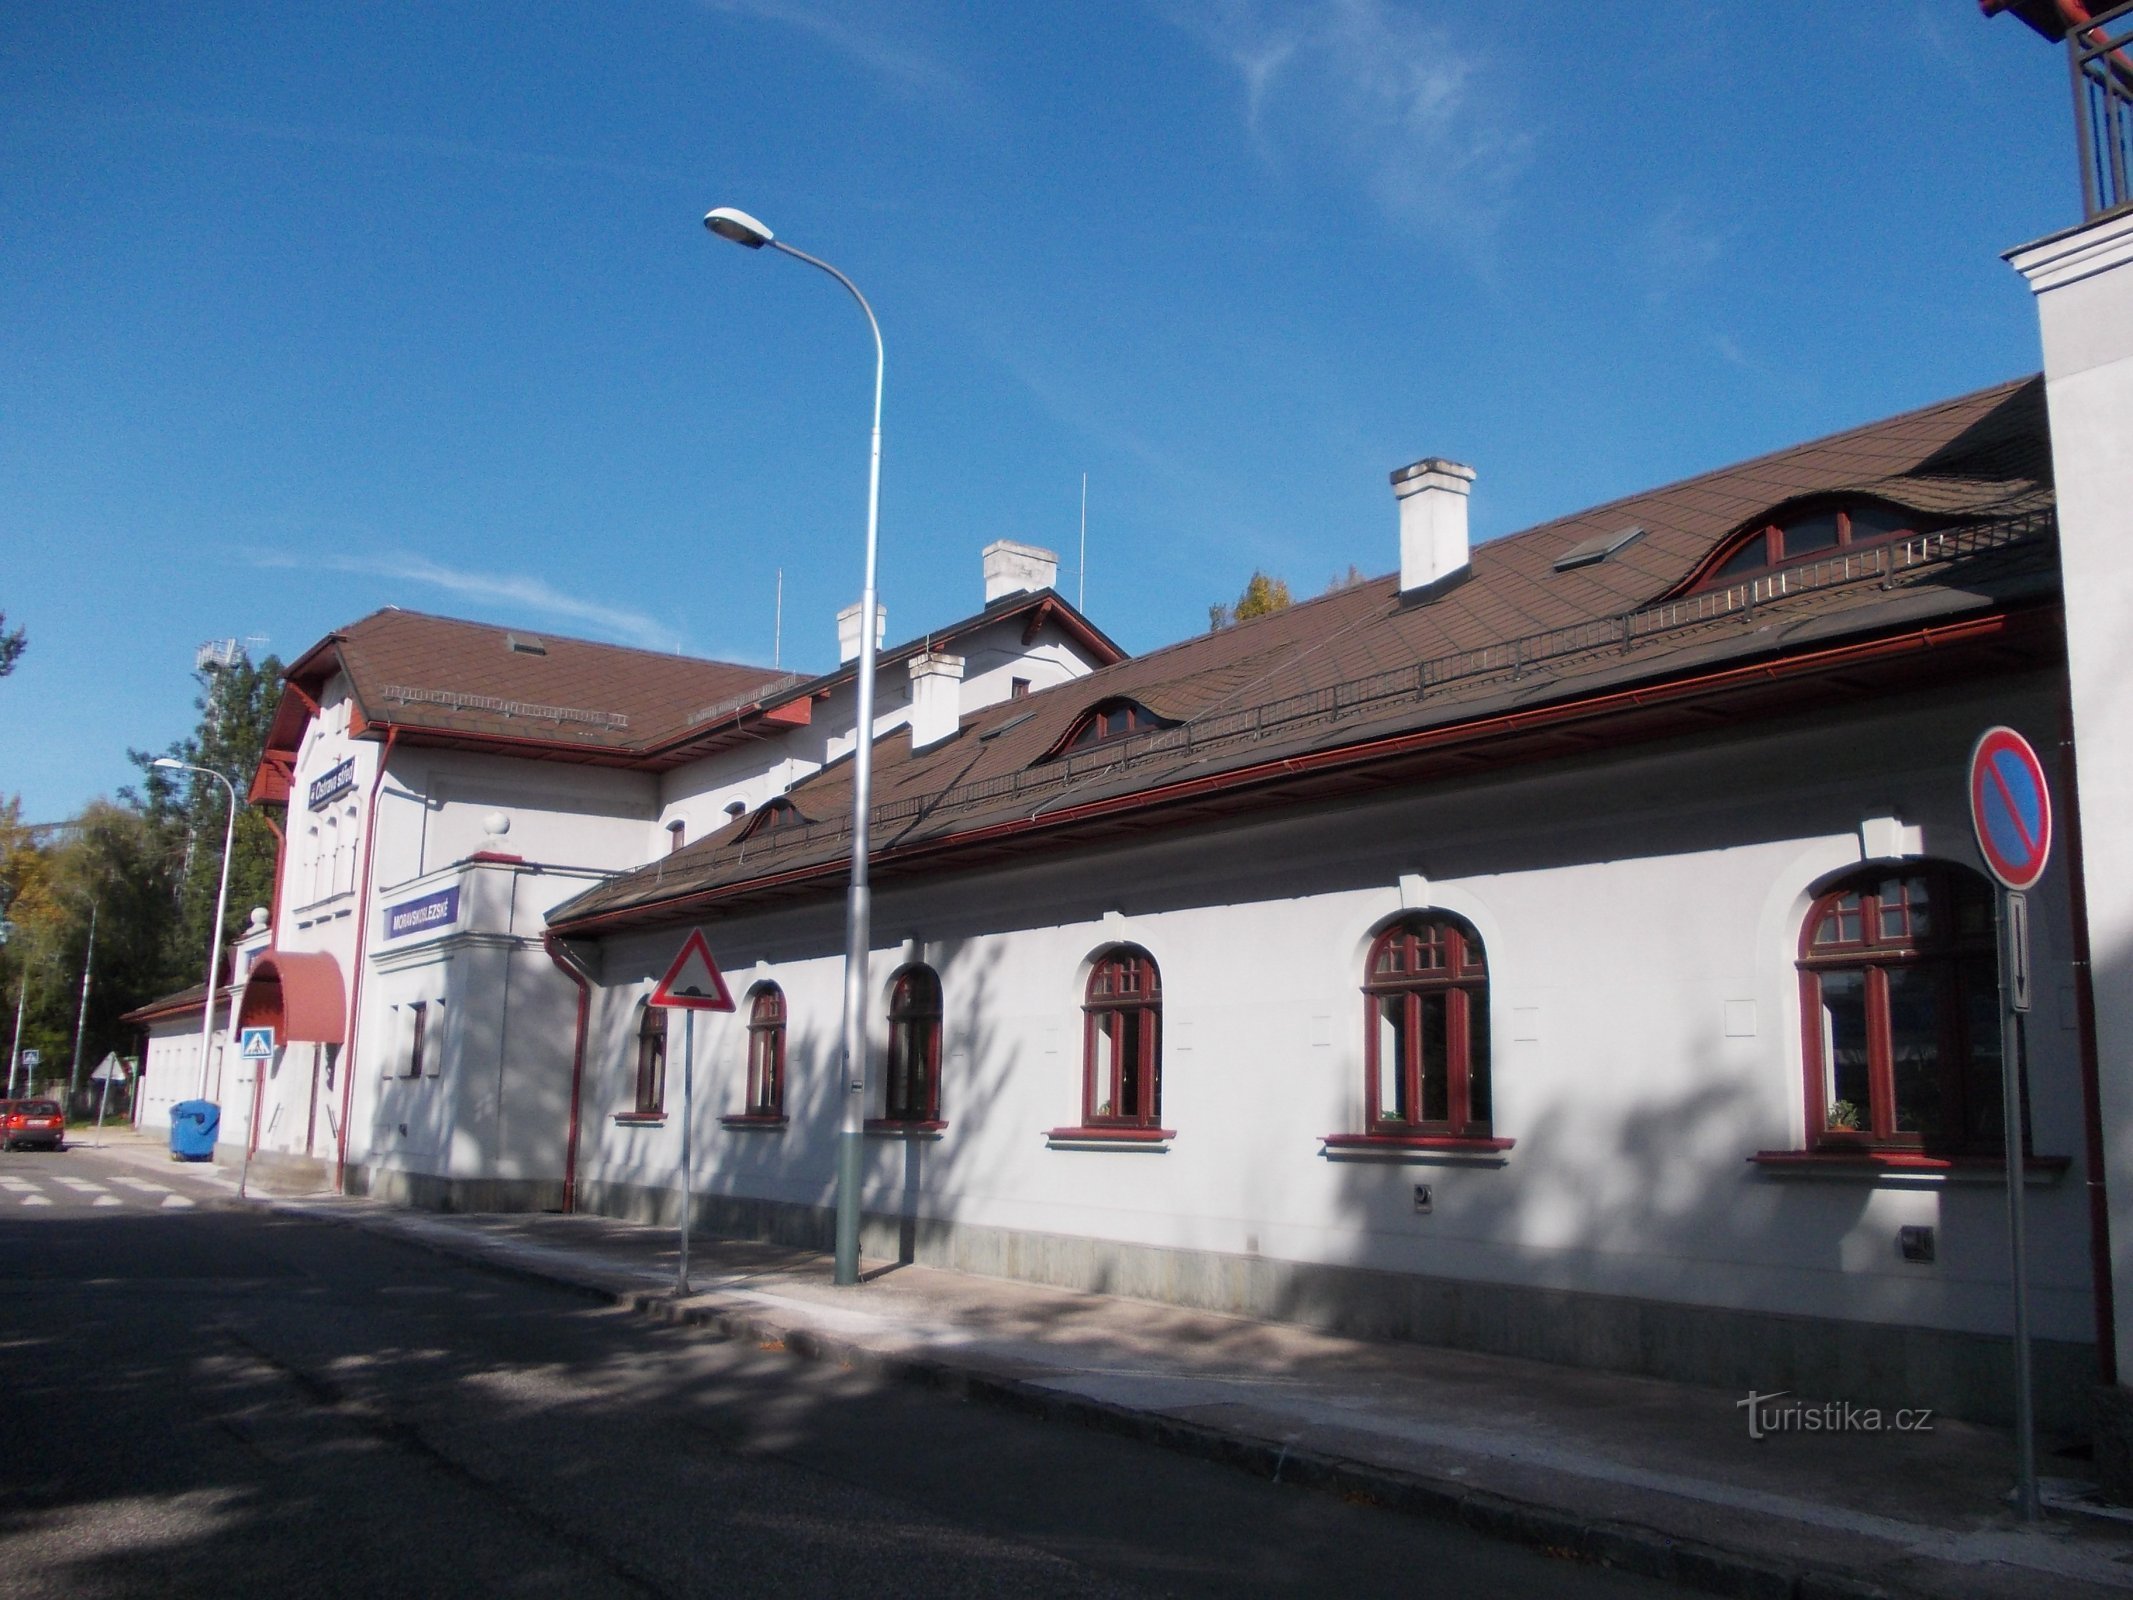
<box><xmin>741</xmin><ymin>798</ymin><xmax>807</xmax><ymax>838</ymax></box>
<box><xmin>1054</xmin><ymin>698</ymin><xmax>1170</xmax><ymax>757</ymax></box>
<box><xmin>1693</xmin><ymin>502</ymin><xmax>1926</xmax><ymax>592</ymax></box>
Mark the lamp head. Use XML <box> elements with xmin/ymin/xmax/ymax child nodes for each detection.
<box><xmin>152</xmin><ymin>757</ymin><xmax>183</xmax><ymax>771</ymax></box>
<box><xmin>704</xmin><ymin>206</ymin><xmax>774</xmax><ymax>249</ymax></box>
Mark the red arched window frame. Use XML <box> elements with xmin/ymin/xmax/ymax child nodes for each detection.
<box><xmin>1690</xmin><ymin>502</ymin><xmax>1928</xmax><ymax>593</ymax></box>
<box><xmin>744</xmin><ymin>984</ymin><xmax>785</xmax><ymax>1118</ymax></box>
<box><xmin>1050</xmin><ymin>698</ymin><xmax>1169</xmax><ymax>758</ymax></box>
<box><xmin>1082</xmin><ymin>948</ymin><xmax>1163</xmax><ymax>1129</ymax></box>
<box><xmin>632</xmin><ymin>1002</ymin><xmax>667</xmax><ymax>1118</ymax></box>
<box><xmin>1797</xmin><ymin>865</ymin><xmax>2002</xmax><ymax>1154</ymax></box>
<box><xmin>882</xmin><ymin>965</ymin><xmax>943</xmax><ymax>1124</ymax></box>
<box><xmin>1362</xmin><ymin>917</ymin><xmax>1491</xmax><ymax>1137</ymax></box>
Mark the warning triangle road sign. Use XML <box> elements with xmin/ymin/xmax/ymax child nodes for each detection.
<box><xmin>649</xmin><ymin>928</ymin><xmax>737</xmax><ymax>1012</ymax></box>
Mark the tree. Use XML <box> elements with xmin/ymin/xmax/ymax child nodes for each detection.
<box><xmin>127</xmin><ymin>650</ymin><xmax>285</xmax><ymax>982</ymax></box>
<box><xmin>1208</xmin><ymin>569</ymin><xmax>1293</xmax><ymax>631</ymax></box>
<box><xmin>1323</xmin><ymin>564</ymin><xmax>1369</xmax><ymax>594</ymax></box>
<box><xmin>0</xmin><ymin>611</ymin><xmax>23</xmax><ymax>677</ymax></box>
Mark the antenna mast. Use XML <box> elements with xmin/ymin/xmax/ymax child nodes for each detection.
<box><xmin>774</xmin><ymin>569</ymin><xmax>784</xmax><ymax>669</ymax></box>
<box><xmin>1078</xmin><ymin>473</ymin><xmax>1087</xmax><ymax>611</ymax></box>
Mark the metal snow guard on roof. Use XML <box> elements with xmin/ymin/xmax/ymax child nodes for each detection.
<box><xmin>728</xmin><ymin>510</ymin><xmax>2055</xmax><ymax>849</ymax></box>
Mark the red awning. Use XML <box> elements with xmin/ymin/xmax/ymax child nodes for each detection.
<box><xmin>235</xmin><ymin>950</ymin><xmax>348</xmax><ymax>1044</ymax></box>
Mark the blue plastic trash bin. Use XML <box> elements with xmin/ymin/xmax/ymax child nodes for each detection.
<box><xmin>169</xmin><ymin>1100</ymin><xmax>219</xmax><ymax>1161</ymax></box>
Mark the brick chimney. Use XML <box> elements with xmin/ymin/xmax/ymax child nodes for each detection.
<box><xmin>837</xmin><ymin>600</ymin><xmax>887</xmax><ymax>664</ymax></box>
<box><xmin>906</xmin><ymin>651</ymin><xmax>965</xmax><ymax>748</ymax></box>
<box><xmin>1391</xmin><ymin>458</ymin><xmax>1475</xmax><ymax>596</ymax></box>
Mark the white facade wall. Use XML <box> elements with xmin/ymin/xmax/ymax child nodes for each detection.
<box><xmin>574</xmin><ymin>678</ymin><xmax>2092</xmax><ymax>1352</ymax></box>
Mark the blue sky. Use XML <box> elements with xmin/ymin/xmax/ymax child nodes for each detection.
<box><xmin>0</xmin><ymin>2</ymin><xmax>2079</xmax><ymax>821</ymax></box>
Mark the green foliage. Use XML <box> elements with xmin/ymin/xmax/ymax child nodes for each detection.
<box><xmin>1322</xmin><ymin>564</ymin><xmax>1369</xmax><ymax>594</ymax></box>
<box><xmin>1207</xmin><ymin>569</ymin><xmax>1293</xmax><ymax>631</ymax></box>
<box><xmin>2</xmin><ymin>649</ymin><xmax>284</xmax><ymax>1094</ymax></box>
<box><xmin>0</xmin><ymin>611</ymin><xmax>23</xmax><ymax>677</ymax></box>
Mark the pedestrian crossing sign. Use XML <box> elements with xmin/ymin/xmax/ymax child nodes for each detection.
<box><xmin>239</xmin><ymin>1026</ymin><xmax>276</xmax><ymax>1060</ymax></box>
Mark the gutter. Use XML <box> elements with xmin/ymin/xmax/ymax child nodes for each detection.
<box><xmin>542</xmin><ymin>931</ymin><xmax>595</xmax><ymax>1214</ymax></box>
<box><xmin>551</xmin><ymin>606</ymin><xmax>2056</xmax><ymax>937</ymax></box>
<box><xmin>334</xmin><ymin>726</ymin><xmax>398</xmax><ymax>1194</ymax></box>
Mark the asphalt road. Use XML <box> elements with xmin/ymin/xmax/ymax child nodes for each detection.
<box><xmin>0</xmin><ymin>1145</ymin><xmax>1689</xmax><ymax>1598</ymax></box>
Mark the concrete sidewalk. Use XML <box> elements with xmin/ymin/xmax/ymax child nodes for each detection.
<box><xmin>81</xmin><ymin>1130</ymin><xmax>2133</xmax><ymax>1599</ymax></box>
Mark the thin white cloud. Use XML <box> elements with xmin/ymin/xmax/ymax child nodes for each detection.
<box><xmin>1165</xmin><ymin>0</ymin><xmax>1532</xmax><ymax>253</ymax></box>
<box><xmin>696</xmin><ymin>0</ymin><xmax>964</xmax><ymax>99</ymax></box>
<box><xmin>246</xmin><ymin>549</ymin><xmax>679</xmax><ymax>650</ymax></box>
<box><xmin>1627</xmin><ymin>200</ymin><xmax>1727</xmax><ymax>307</ymax></box>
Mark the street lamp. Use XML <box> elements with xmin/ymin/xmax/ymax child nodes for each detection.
<box><xmin>703</xmin><ymin>204</ymin><xmax>883</xmax><ymax>1288</ymax></box>
<box><xmin>154</xmin><ymin>759</ymin><xmax>239</xmax><ymax>1103</ymax></box>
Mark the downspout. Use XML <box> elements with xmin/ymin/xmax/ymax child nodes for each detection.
<box><xmin>543</xmin><ymin>931</ymin><xmax>594</xmax><ymax>1214</ymax></box>
<box><xmin>261</xmin><ymin>812</ymin><xmax>286</xmax><ymax>931</ymax></box>
<box><xmin>2059</xmin><ymin>702</ymin><xmax>2117</xmax><ymax>1384</ymax></box>
<box><xmin>334</xmin><ymin>727</ymin><xmax>398</xmax><ymax>1194</ymax></box>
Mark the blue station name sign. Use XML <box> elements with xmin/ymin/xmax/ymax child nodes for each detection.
<box><xmin>308</xmin><ymin>757</ymin><xmax>357</xmax><ymax>810</ymax></box>
<box><xmin>384</xmin><ymin>884</ymin><xmax>460</xmax><ymax>941</ymax></box>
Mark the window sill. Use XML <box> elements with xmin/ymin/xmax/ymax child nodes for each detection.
<box><xmin>720</xmin><ymin>1113</ymin><xmax>788</xmax><ymax>1131</ymax></box>
<box><xmin>863</xmin><ymin>1118</ymin><xmax>947</xmax><ymax>1139</ymax></box>
<box><xmin>1321</xmin><ymin>1132</ymin><xmax>1514</xmax><ymax>1165</ymax></box>
<box><xmin>1749</xmin><ymin>1150</ymin><xmax>2071</xmax><ymax>1185</ymax></box>
<box><xmin>1045</xmin><ymin>1125</ymin><xmax>1175</xmax><ymax>1150</ymax></box>
<box><xmin>611</xmin><ymin>1113</ymin><xmax>667</xmax><ymax>1127</ymax></box>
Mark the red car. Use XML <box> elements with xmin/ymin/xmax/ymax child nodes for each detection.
<box><xmin>1</xmin><ymin>1099</ymin><xmax>66</xmax><ymax>1152</ymax></box>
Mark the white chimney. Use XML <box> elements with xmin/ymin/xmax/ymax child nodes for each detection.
<box><xmin>982</xmin><ymin>539</ymin><xmax>1059</xmax><ymax>603</ymax></box>
<box><xmin>906</xmin><ymin>651</ymin><xmax>965</xmax><ymax>749</ymax></box>
<box><xmin>1391</xmin><ymin>458</ymin><xmax>1476</xmax><ymax>596</ymax></box>
<box><xmin>837</xmin><ymin>600</ymin><xmax>888</xmax><ymax>664</ymax></box>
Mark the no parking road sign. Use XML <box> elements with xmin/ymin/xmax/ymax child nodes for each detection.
<box><xmin>1969</xmin><ymin>726</ymin><xmax>2053</xmax><ymax>892</ymax></box>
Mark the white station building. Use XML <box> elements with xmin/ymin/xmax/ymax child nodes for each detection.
<box><xmin>122</xmin><ymin>14</ymin><xmax>2133</xmax><ymax>1480</ymax></box>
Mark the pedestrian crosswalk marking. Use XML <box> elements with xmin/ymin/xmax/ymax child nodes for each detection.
<box><xmin>92</xmin><ymin>1194</ymin><xmax>120</xmax><ymax>1208</ymax></box>
<box><xmin>20</xmin><ymin>1194</ymin><xmax>50</xmax><ymax>1207</ymax></box>
<box><xmin>115</xmin><ymin>1177</ymin><xmax>168</xmax><ymax>1194</ymax></box>
<box><xmin>57</xmin><ymin>1177</ymin><xmax>107</xmax><ymax>1193</ymax></box>
<box><xmin>160</xmin><ymin>1193</ymin><xmax>194</xmax><ymax>1210</ymax></box>
<box><xmin>0</xmin><ymin>1176</ymin><xmax>34</xmax><ymax>1191</ymax></box>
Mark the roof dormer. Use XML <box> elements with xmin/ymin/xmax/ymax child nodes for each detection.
<box><xmin>1681</xmin><ymin>499</ymin><xmax>1940</xmax><ymax>595</ymax></box>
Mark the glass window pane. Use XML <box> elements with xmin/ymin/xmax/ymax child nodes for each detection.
<box><xmin>1715</xmin><ymin>537</ymin><xmax>1769</xmax><ymax>579</ymax></box>
<box><xmin>1846</xmin><ymin>505</ymin><xmax>1910</xmax><ymax>543</ymax></box>
<box><xmin>1960</xmin><ymin>955</ymin><xmax>2005</xmax><ymax>1151</ymax></box>
<box><xmin>1117</xmin><ymin>1011</ymin><xmax>1142</xmax><ymax>1121</ymax></box>
<box><xmin>1467</xmin><ymin>992</ymin><xmax>1491</xmax><ymax>1124</ymax></box>
<box><xmin>1781</xmin><ymin>514</ymin><xmax>1840</xmax><ymax>558</ymax></box>
<box><xmin>1419</xmin><ymin>993</ymin><xmax>1449</xmax><ymax>1123</ymax></box>
<box><xmin>1375</xmin><ymin>995</ymin><xmax>1407</xmax><ymax>1122</ymax></box>
<box><xmin>1885</xmin><ymin>966</ymin><xmax>1946</xmax><ymax>1139</ymax></box>
<box><xmin>1820</xmin><ymin>969</ymin><xmax>1870</xmax><ymax>1124</ymax></box>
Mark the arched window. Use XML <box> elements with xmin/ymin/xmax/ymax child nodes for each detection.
<box><xmin>1694</xmin><ymin>502</ymin><xmax>1927</xmax><ymax>592</ymax></box>
<box><xmin>884</xmin><ymin>966</ymin><xmax>943</xmax><ymax>1123</ymax></box>
<box><xmin>742</xmin><ymin>798</ymin><xmax>808</xmax><ymax>838</ymax></box>
<box><xmin>1363</xmin><ymin>916</ymin><xmax>1491</xmax><ymax>1135</ymax></box>
<box><xmin>1083</xmin><ymin>947</ymin><xmax>1162</xmax><ymax>1128</ymax></box>
<box><xmin>1798</xmin><ymin>865</ymin><xmax>2001</xmax><ymax>1152</ymax></box>
<box><xmin>1050</xmin><ymin>698</ymin><xmax>1170</xmax><ymax>758</ymax></box>
<box><xmin>744</xmin><ymin>984</ymin><xmax>785</xmax><ymax>1118</ymax></box>
<box><xmin>633</xmin><ymin>1001</ymin><xmax>667</xmax><ymax>1117</ymax></box>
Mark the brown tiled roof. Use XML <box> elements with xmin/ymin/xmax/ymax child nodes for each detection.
<box><xmin>550</xmin><ymin>376</ymin><xmax>2060</xmax><ymax>933</ymax></box>
<box><xmin>274</xmin><ymin>586</ymin><xmax>1123</xmax><ymax>772</ymax></box>
<box><xmin>120</xmin><ymin>979</ymin><xmax>232</xmax><ymax>1025</ymax></box>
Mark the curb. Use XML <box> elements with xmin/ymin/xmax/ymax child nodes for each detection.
<box><xmin>258</xmin><ymin>1201</ymin><xmax>2032</xmax><ymax>1600</ymax></box>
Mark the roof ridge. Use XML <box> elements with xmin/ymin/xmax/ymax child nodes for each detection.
<box><xmin>342</xmin><ymin>605</ymin><xmax>780</xmax><ymax>677</ymax></box>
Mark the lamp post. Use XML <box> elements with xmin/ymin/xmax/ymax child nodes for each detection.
<box><xmin>703</xmin><ymin>205</ymin><xmax>882</xmax><ymax>1288</ymax></box>
<box><xmin>154</xmin><ymin>759</ymin><xmax>239</xmax><ymax>1104</ymax></box>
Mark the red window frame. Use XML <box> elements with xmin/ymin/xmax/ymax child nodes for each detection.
<box><xmin>1055</xmin><ymin>698</ymin><xmax>1167</xmax><ymax>756</ymax></box>
<box><xmin>744</xmin><ymin>984</ymin><xmax>785</xmax><ymax>1118</ymax></box>
<box><xmin>1362</xmin><ymin>917</ymin><xmax>1491</xmax><ymax>1136</ymax></box>
<box><xmin>633</xmin><ymin>1002</ymin><xmax>667</xmax><ymax>1117</ymax></box>
<box><xmin>1082</xmin><ymin>948</ymin><xmax>1162</xmax><ymax>1128</ymax></box>
<box><xmin>883</xmin><ymin>966</ymin><xmax>942</xmax><ymax>1123</ymax></box>
<box><xmin>1797</xmin><ymin>865</ymin><xmax>2003</xmax><ymax>1154</ymax></box>
<box><xmin>1691</xmin><ymin>502</ymin><xmax>1926</xmax><ymax>593</ymax></box>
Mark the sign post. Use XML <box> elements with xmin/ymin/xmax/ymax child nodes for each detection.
<box><xmin>649</xmin><ymin>929</ymin><xmax>736</xmax><ymax>1296</ymax></box>
<box><xmin>237</xmin><ymin>1027</ymin><xmax>276</xmax><ymax>1202</ymax></box>
<box><xmin>90</xmin><ymin>1052</ymin><xmax>126</xmax><ymax>1137</ymax></box>
<box><xmin>1969</xmin><ymin>725</ymin><xmax>2053</xmax><ymax>1523</ymax></box>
